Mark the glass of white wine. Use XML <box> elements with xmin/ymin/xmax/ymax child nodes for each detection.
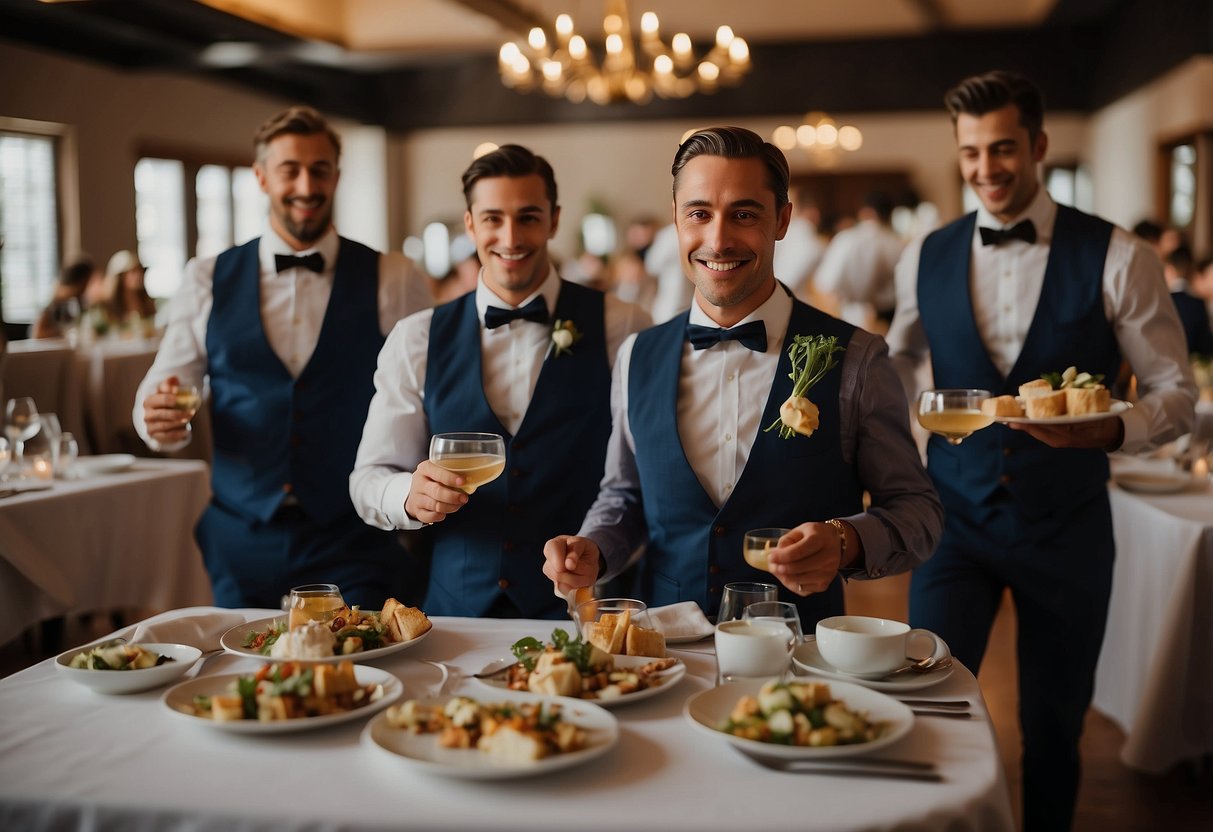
<box><xmin>174</xmin><ymin>383</ymin><xmax>202</xmax><ymax>418</ymax></box>
<box><xmin>743</xmin><ymin>528</ymin><xmax>791</xmax><ymax>573</ymax></box>
<box><xmin>429</xmin><ymin>432</ymin><xmax>506</xmax><ymax>494</ymax></box>
<box><xmin>917</xmin><ymin>389</ymin><xmax>993</xmax><ymax>446</ymax></box>
<box><xmin>287</xmin><ymin>583</ymin><xmax>345</xmax><ymax>631</ymax></box>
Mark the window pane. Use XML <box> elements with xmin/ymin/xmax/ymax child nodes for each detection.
<box><xmin>196</xmin><ymin>164</ymin><xmax>232</xmax><ymax>259</ymax></box>
<box><xmin>232</xmin><ymin>167</ymin><xmax>265</xmax><ymax>246</ymax></box>
<box><xmin>0</xmin><ymin>133</ymin><xmax>59</xmax><ymax>325</ymax></box>
<box><xmin>135</xmin><ymin>158</ymin><xmax>186</xmax><ymax>299</ymax></box>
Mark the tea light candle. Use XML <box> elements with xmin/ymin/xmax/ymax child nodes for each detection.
<box><xmin>1193</xmin><ymin>456</ymin><xmax>1209</xmax><ymax>480</ymax></box>
<box><xmin>32</xmin><ymin>457</ymin><xmax>53</xmax><ymax>481</ymax></box>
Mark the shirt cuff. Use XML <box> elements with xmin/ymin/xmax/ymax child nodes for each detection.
<box><xmin>1117</xmin><ymin>409</ymin><xmax>1149</xmax><ymax>454</ymax></box>
<box><xmin>838</xmin><ymin>512</ymin><xmax>893</xmax><ymax>579</ymax></box>
<box><xmin>383</xmin><ymin>471</ymin><xmax>425</xmax><ymax>530</ymax></box>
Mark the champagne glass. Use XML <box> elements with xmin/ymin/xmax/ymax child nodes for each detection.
<box><xmin>917</xmin><ymin>389</ymin><xmax>993</xmax><ymax>446</ymax></box>
<box><xmin>743</xmin><ymin>528</ymin><xmax>791</xmax><ymax>572</ymax></box>
<box><xmin>429</xmin><ymin>432</ymin><xmax>506</xmax><ymax>494</ymax></box>
<box><xmin>287</xmin><ymin>583</ymin><xmax>345</xmax><ymax>631</ymax></box>
<box><xmin>5</xmin><ymin>398</ymin><xmax>41</xmax><ymax>479</ymax></box>
<box><xmin>174</xmin><ymin>384</ymin><xmax>202</xmax><ymax>419</ymax></box>
<box><xmin>717</xmin><ymin>581</ymin><xmax>778</xmax><ymax>624</ymax></box>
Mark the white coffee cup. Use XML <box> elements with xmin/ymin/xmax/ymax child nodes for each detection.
<box><xmin>815</xmin><ymin>615</ymin><xmax>949</xmax><ymax>677</ymax></box>
<box><xmin>715</xmin><ymin>619</ymin><xmax>793</xmax><ymax>684</ymax></box>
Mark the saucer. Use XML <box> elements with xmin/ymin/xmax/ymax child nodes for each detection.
<box><xmin>792</xmin><ymin>639</ymin><xmax>953</xmax><ymax>692</ymax></box>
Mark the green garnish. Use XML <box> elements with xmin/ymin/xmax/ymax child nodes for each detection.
<box><xmin>551</xmin><ymin>628</ymin><xmax>593</xmax><ymax>673</ymax></box>
<box><xmin>764</xmin><ymin>334</ymin><xmax>845</xmax><ymax>439</ymax></box>
<box><xmin>510</xmin><ymin>637</ymin><xmax>544</xmax><ymax>671</ymax></box>
<box><xmin>237</xmin><ymin>675</ymin><xmax>258</xmax><ymax>719</ymax></box>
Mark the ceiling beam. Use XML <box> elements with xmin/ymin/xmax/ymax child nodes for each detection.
<box><xmin>445</xmin><ymin>0</ymin><xmax>549</xmax><ymax>34</ymax></box>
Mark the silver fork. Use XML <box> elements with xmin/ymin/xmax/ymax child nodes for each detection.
<box><xmin>419</xmin><ymin>660</ymin><xmax>464</xmax><ymax>695</ymax></box>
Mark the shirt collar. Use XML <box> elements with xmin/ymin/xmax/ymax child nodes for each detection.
<box><xmin>474</xmin><ymin>264</ymin><xmax>561</xmax><ymax>325</ymax></box>
<box><xmin>687</xmin><ymin>280</ymin><xmax>792</xmax><ymax>349</ymax></box>
<box><xmin>974</xmin><ymin>185</ymin><xmax>1056</xmax><ymax>244</ymax></box>
<box><xmin>258</xmin><ymin>226</ymin><xmax>339</xmax><ymax>276</ymax></box>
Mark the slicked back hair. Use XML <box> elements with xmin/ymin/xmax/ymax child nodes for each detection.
<box><xmin>671</xmin><ymin>126</ymin><xmax>790</xmax><ymax>211</ymax></box>
<box><xmin>253</xmin><ymin>105</ymin><xmax>341</xmax><ymax>165</ymax></box>
<box><xmin>945</xmin><ymin>71</ymin><xmax>1045</xmax><ymax>141</ymax></box>
<box><xmin>461</xmin><ymin>144</ymin><xmax>558</xmax><ymax>211</ymax></box>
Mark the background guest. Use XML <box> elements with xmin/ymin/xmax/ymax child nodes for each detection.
<box><xmin>32</xmin><ymin>254</ymin><xmax>101</xmax><ymax>339</ymax></box>
<box><xmin>100</xmin><ymin>249</ymin><xmax>157</xmax><ymax>336</ymax></box>
<box><xmin>814</xmin><ymin>190</ymin><xmax>904</xmax><ymax>331</ymax></box>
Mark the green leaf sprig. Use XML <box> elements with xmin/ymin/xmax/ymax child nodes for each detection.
<box><xmin>764</xmin><ymin>334</ymin><xmax>845</xmax><ymax>439</ymax></box>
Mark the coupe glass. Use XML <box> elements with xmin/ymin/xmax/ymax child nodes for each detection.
<box><xmin>4</xmin><ymin>398</ymin><xmax>41</xmax><ymax>478</ymax></box>
<box><xmin>287</xmin><ymin>583</ymin><xmax>345</xmax><ymax>631</ymax></box>
<box><xmin>917</xmin><ymin>389</ymin><xmax>993</xmax><ymax>445</ymax></box>
<box><xmin>743</xmin><ymin>528</ymin><xmax>791</xmax><ymax>573</ymax></box>
<box><xmin>717</xmin><ymin>581</ymin><xmax>778</xmax><ymax>624</ymax></box>
<box><xmin>429</xmin><ymin>432</ymin><xmax>506</xmax><ymax>494</ymax></box>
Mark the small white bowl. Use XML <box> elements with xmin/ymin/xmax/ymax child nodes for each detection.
<box><xmin>55</xmin><ymin>642</ymin><xmax>202</xmax><ymax>694</ymax></box>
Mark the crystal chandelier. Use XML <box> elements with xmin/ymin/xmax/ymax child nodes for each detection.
<box><xmin>772</xmin><ymin>112</ymin><xmax>863</xmax><ymax>167</ymax></box>
<box><xmin>497</xmin><ymin>0</ymin><xmax>750</xmax><ymax>106</ymax></box>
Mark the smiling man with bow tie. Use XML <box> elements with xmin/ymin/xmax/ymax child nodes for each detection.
<box><xmin>542</xmin><ymin>127</ymin><xmax>942</xmax><ymax>629</ymax></box>
<box><xmin>349</xmin><ymin>145</ymin><xmax>649</xmax><ymax>618</ymax></box>
<box><xmin>135</xmin><ymin>105</ymin><xmax>431</xmax><ymax>609</ymax></box>
<box><xmin>885</xmin><ymin>71</ymin><xmax>1196</xmax><ymax>831</ymax></box>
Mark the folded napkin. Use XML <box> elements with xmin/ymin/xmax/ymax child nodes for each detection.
<box><xmin>647</xmin><ymin>601</ymin><xmax>714</xmax><ymax>641</ymax></box>
<box><xmin>129</xmin><ymin>609</ymin><xmax>247</xmax><ymax>651</ymax></box>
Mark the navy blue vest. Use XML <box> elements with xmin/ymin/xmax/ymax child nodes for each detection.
<box><xmin>628</xmin><ymin>296</ymin><xmax>860</xmax><ymax>625</ymax></box>
<box><xmin>206</xmin><ymin>237</ymin><xmax>383</xmax><ymax>525</ymax></box>
<box><xmin>918</xmin><ymin>206</ymin><xmax>1119</xmax><ymax>517</ymax></box>
<box><xmin>423</xmin><ymin>281</ymin><xmax>612</xmax><ymax>617</ymax></box>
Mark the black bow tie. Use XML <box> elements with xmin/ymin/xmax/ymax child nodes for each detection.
<box><xmin>686</xmin><ymin>320</ymin><xmax>768</xmax><ymax>352</ymax></box>
<box><xmin>979</xmin><ymin>220</ymin><xmax>1036</xmax><ymax>247</ymax></box>
<box><xmin>274</xmin><ymin>252</ymin><xmax>325</xmax><ymax>273</ymax></box>
<box><xmin>484</xmin><ymin>296</ymin><xmax>549</xmax><ymax>329</ymax></box>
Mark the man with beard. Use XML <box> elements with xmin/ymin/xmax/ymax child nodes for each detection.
<box><xmin>541</xmin><ymin>127</ymin><xmax>941</xmax><ymax>627</ymax></box>
<box><xmin>135</xmin><ymin>106</ymin><xmax>431</xmax><ymax>608</ymax></box>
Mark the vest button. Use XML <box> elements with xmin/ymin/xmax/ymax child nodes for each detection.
<box><xmin>295</xmin><ymin>382</ymin><xmax>308</xmax><ymax>392</ymax></box>
<box><xmin>507</xmin><ymin>503</ymin><xmax>518</xmax><ymax>513</ymax></box>
<box><xmin>708</xmin><ymin>585</ymin><xmax>720</xmax><ymax>594</ymax></box>
<box><xmin>999</xmin><ymin>474</ymin><xmax>1012</xmax><ymax>485</ymax></box>
<box><xmin>503</xmin><ymin>540</ymin><xmax>516</xmax><ymax>551</ymax></box>
<box><xmin>513</xmin><ymin>441</ymin><xmax>524</xmax><ymax>451</ymax></box>
<box><xmin>511</xmin><ymin>468</ymin><xmax>523</xmax><ymax>478</ymax></box>
<box><xmin>282</xmin><ymin>483</ymin><xmax>293</xmax><ymax>493</ymax></box>
<box><xmin>708</xmin><ymin>564</ymin><xmax>721</xmax><ymax>575</ymax></box>
<box><xmin>1003</xmin><ymin>447</ymin><xmax>1013</xmax><ymax>457</ymax></box>
<box><xmin>498</xmin><ymin>579</ymin><xmax>510</xmax><ymax>589</ymax></box>
<box><xmin>293</xmin><ymin>412</ymin><xmax>303</xmax><ymax>422</ymax></box>
<box><xmin>290</xmin><ymin>435</ymin><xmax>302</xmax><ymax>447</ymax></box>
<box><xmin>713</xmin><ymin>525</ymin><xmax>726</xmax><ymax>537</ymax></box>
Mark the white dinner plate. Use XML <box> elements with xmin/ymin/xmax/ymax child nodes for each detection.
<box><xmin>683</xmin><ymin>678</ymin><xmax>914</xmax><ymax>759</ymax></box>
<box><xmin>73</xmin><ymin>453</ymin><xmax>136</xmax><ymax>475</ymax></box>
<box><xmin>220</xmin><ymin>615</ymin><xmax>431</xmax><ymax>663</ymax></box>
<box><xmin>162</xmin><ymin>665</ymin><xmax>402</xmax><ymax>733</ymax></box>
<box><xmin>1113</xmin><ymin>470</ymin><xmax>1193</xmax><ymax>494</ymax></box>
<box><xmin>56</xmin><ymin>642</ymin><xmax>201</xmax><ymax>694</ymax></box>
<box><xmin>471</xmin><ymin>654</ymin><xmax>686</xmax><ymax>707</ymax></box>
<box><xmin>993</xmin><ymin>399</ymin><xmax>1131</xmax><ymax>425</ymax></box>
<box><xmin>792</xmin><ymin>640</ymin><xmax>954</xmax><ymax>692</ymax></box>
<box><xmin>363</xmin><ymin>691</ymin><xmax>618</xmax><ymax>779</ymax></box>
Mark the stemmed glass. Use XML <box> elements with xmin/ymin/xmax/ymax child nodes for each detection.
<box><xmin>429</xmin><ymin>432</ymin><xmax>506</xmax><ymax>494</ymax></box>
<box><xmin>717</xmin><ymin>581</ymin><xmax>778</xmax><ymax>624</ymax></box>
<box><xmin>173</xmin><ymin>383</ymin><xmax>201</xmax><ymax>437</ymax></box>
<box><xmin>4</xmin><ymin>398</ymin><xmax>41</xmax><ymax>480</ymax></box>
<box><xmin>917</xmin><ymin>389</ymin><xmax>993</xmax><ymax>446</ymax></box>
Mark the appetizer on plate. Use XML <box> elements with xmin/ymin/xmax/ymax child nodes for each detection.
<box><xmin>505</xmin><ymin>629</ymin><xmax>679</xmax><ymax>700</ymax></box>
<box><xmin>982</xmin><ymin>366</ymin><xmax>1111</xmax><ymax>420</ymax></box>
<box><xmin>242</xmin><ymin>597</ymin><xmax>431</xmax><ymax>658</ymax></box>
<box><xmin>384</xmin><ymin>696</ymin><xmax>587</xmax><ymax>762</ymax></box>
<box><xmin>69</xmin><ymin>642</ymin><xmax>175</xmax><ymax>670</ymax></box>
<box><xmin>583</xmin><ymin>608</ymin><xmax>666</xmax><ymax>657</ymax></box>
<box><xmin>718</xmin><ymin>679</ymin><xmax>889</xmax><ymax>747</ymax></box>
<box><xmin>188</xmin><ymin>661</ymin><xmax>386</xmax><ymax>722</ymax></box>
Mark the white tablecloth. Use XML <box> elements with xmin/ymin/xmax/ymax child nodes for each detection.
<box><xmin>2</xmin><ymin>339</ymin><xmax>89</xmax><ymax>453</ymax></box>
<box><xmin>0</xmin><ymin>459</ymin><xmax>212</xmax><ymax>645</ymax></box>
<box><xmin>1093</xmin><ymin>469</ymin><xmax>1213</xmax><ymax>772</ymax></box>
<box><xmin>0</xmin><ymin>609</ymin><xmax>1013</xmax><ymax>832</ymax></box>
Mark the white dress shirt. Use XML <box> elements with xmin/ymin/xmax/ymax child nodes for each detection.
<box><xmin>349</xmin><ymin>267</ymin><xmax>651</xmax><ymax>531</ymax></box>
<box><xmin>773</xmin><ymin>214</ymin><xmax>824</xmax><ymax>294</ymax></box>
<box><xmin>645</xmin><ymin>223</ymin><xmax>694</xmax><ymax>324</ymax></box>
<box><xmin>580</xmin><ymin>282</ymin><xmax>943</xmax><ymax>580</ymax></box>
<box><xmin>814</xmin><ymin>218</ymin><xmax>905</xmax><ymax>325</ymax></box>
<box><xmin>133</xmin><ymin>226</ymin><xmax>431</xmax><ymax>450</ymax></box>
<box><xmin>886</xmin><ymin>187</ymin><xmax>1196</xmax><ymax>451</ymax></box>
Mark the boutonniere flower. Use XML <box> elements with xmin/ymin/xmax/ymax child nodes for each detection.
<box><xmin>550</xmin><ymin>318</ymin><xmax>583</xmax><ymax>358</ymax></box>
<box><xmin>764</xmin><ymin>334</ymin><xmax>845</xmax><ymax>439</ymax></box>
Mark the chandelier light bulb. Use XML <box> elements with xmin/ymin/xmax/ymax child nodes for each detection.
<box><xmin>499</xmin><ymin>42</ymin><xmax>520</xmax><ymax>64</ymax></box>
<box><xmin>641</xmin><ymin>12</ymin><xmax>659</xmax><ymax>36</ymax></box>
<box><xmin>672</xmin><ymin>33</ymin><xmax>692</xmax><ymax>56</ymax></box>
<box><xmin>817</xmin><ymin>122</ymin><xmax>839</xmax><ymax>148</ymax></box>
<box><xmin>542</xmin><ymin>59</ymin><xmax>563</xmax><ymax>82</ymax></box>
<box><xmin>838</xmin><ymin>125</ymin><xmax>863</xmax><ymax>151</ymax></box>
<box><xmin>606</xmin><ymin>33</ymin><xmax>624</xmax><ymax>55</ymax></box>
<box><xmin>555</xmin><ymin>14</ymin><xmax>574</xmax><ymax>37</ymax></box>
<box><xmin>716</xmin><ymin>26</ymin><xmax>734</xmax><ymax>48</ymax></box>
<box><xmin>698</xmin><ymin>61</ymin><xmax>720</xmax><ymax>82</ymax></box>
<box><xmin>796</xmin><ymin>124</ymin><xmax>817</xmax><ymax>147</ymax></box>
<box><xmin>773</xmin><ymin>125</ymin><xmax>797</xmax><ymax>150</ymax></box>
<box><xmin>654</xmin><ymin>54</ymin><xmax>673</xmax><ymax>74</ymax></box>
<box><xmin>569</xmin><ymin>35</ymin><xmax>588</xmax><ymax>60</ymax></box>
<box><xmin>729</xmin><ymin>38</ymin><xmax>749</xmax><ymax>63</ymax></box>
<box><xmin>528</xmin><ymin>27</ymin><xmax>546</xmax><ymax>50</ymax></box>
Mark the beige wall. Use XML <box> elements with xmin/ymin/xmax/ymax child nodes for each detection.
<box><xmin>2</xmin><ymin>37</ymin><xmax>1211</xmax><ymax>288</ymax></box>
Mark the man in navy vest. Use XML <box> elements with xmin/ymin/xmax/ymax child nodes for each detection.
<box><xmin>349</xmin><ymin>145</ymin><xmax>650</xmax><ymax>618</ymax></box>
<box><xmin>542</xmin><ymin>127</ymin><xmax>943</xmax><ymax>629</ymax></box>
<box><xmin>886</xmin><ymin>72</ymin><xmax>1195</xmax><ymax>831</ymax></box>
<box><xmin>136</xmin><ymin>106</ymin><xmax>431</xmax><ymax>609</ymax></box>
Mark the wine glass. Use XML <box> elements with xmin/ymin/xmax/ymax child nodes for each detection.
<box><xmin>917</xmin><ymin>389</ymin><xmax>993</xmax><ymax>446</ymax></box>
<box><xmin>55</xmin><ymin>432</ymin><xmax>79</xmax><ymax>479</ymax></box>
<box><xmin>174</xmin><ymin>384</ymin><xmax>202</xmax><ymax>419</ymax></box>
<box><xmin>428</xmin><ymin>432</ymin><xmax>506</xmax><ymax>494</ymax></box>
<box><xmin>287</xmin><ymin>583</ymin><xmax>345</xmax><ymax>631</ymax></box>
<box><xmin>717</xmin><ymin>581</ymin><xmax>778</xmax><ymax>624</ymax></box>
<box><xmin>743</xmin><ymin>528</ymin><xmax>791</xmax><ymax>573</ymax></box>
<box><xmin>5</xmin><ymin>398</ymin><xmax>41</xmax><ymax>479</ymax></box>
